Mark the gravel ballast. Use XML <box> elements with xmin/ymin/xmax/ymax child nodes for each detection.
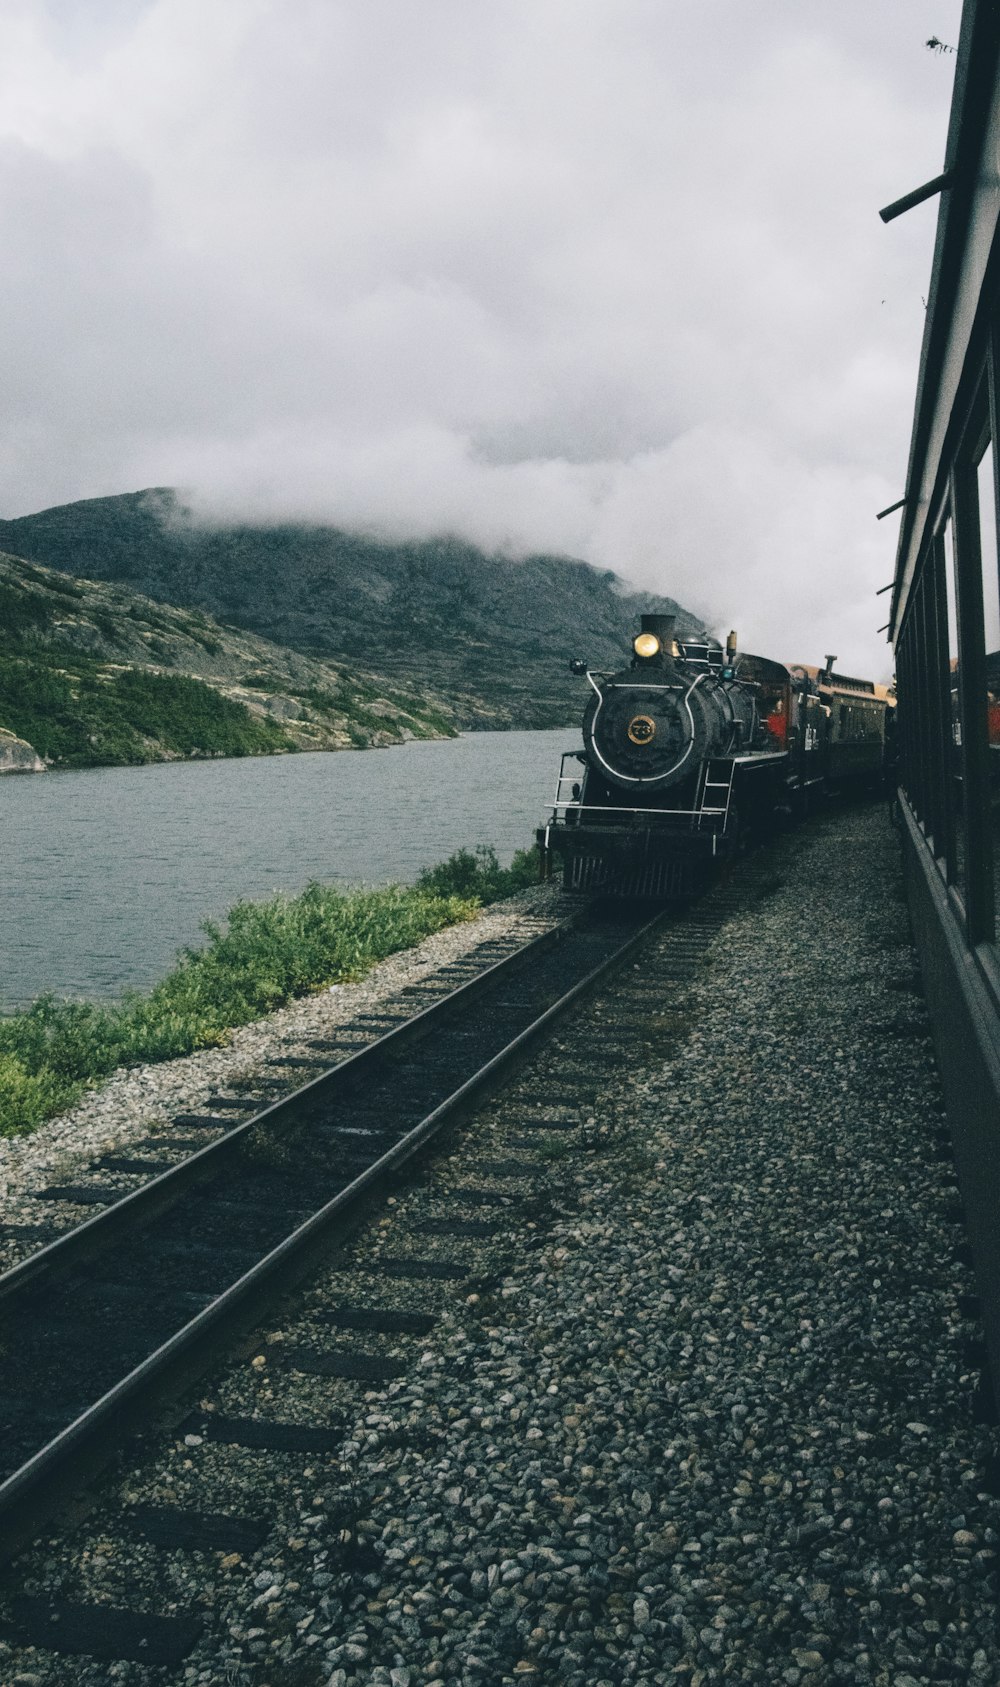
<box><xmin>260</xmin><ymin>804</ymin><xmax>999</xmax><ymax>1686</ymax></box>
<box><xmin>3</xmin><ymin>802</ymin><xmax>998</xmax><ymax>1686</ymax></box>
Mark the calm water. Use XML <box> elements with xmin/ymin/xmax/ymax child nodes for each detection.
<box><xmin>0</xmin><ymin>730</ymin><xmax>572</xmax><ymax>1009</ymax></box>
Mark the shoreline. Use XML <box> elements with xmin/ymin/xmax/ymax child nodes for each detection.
<box><xmin>0</xmin><ymin>882</ymin><xmax>565</xmax><ymax>1232</ymax></box>
<box><xmin>0</xmin><ymin>718</ymin><xmax>580</xmax><ymax>779</ymax></box>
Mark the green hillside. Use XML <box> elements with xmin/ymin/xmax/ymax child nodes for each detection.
<box><xmin>0</xmin><ymin>552</ymin><xmax>468</xmax><ymax>770</ymax></box>
<box><xmin>0</xmin><ymin>489</ymin><xmax>711</xmax><ymax>729</ymax></box>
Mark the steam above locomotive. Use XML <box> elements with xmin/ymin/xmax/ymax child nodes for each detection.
<box><xmin>539</xmin><ymin>614</ymin><xmax>892</xmax><ymax>896</ymax></box>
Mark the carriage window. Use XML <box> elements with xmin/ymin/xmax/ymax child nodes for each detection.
<box><xmin>901</xmin><ymin>614</ymin><xmax>921</xmax><ymax>824</ymax></box>
<box><xmin>977</xmin><ymin>441</ymin><xmax>1000</xmax><ymax>934</ymax></box>
<box><xmin>915</xmin><ymin>576</ymin><xmax>933</xmax><ymax>835</ymax></box>
<box><xmin>980</xmin><ymin>443</ymin><xmax>1000</xmax><ymax>661</ymax></box>
<box><xmin>944</xmin><ymin>517</ymin><xmax>966</xmax><ymax>894</ymax></box>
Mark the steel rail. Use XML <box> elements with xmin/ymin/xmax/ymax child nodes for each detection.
<box><xmin>0</xmin><ymin>916</ymin><xmax>578</xmax><ymax>1305</ymax></box>
<box><xmin>0</xmin><ymin>905</ymin><xmax>668</xmax><ymax>1561</ymax></box>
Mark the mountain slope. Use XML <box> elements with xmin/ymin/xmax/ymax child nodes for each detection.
<box><xmin>0</xmin><ymin>490</ymin><xmax>711</xmax><ymax>727</ymax></box>
<box><xmin>0</xmin><ymin>551</ymin><xmax>472</xmax><ymax>768</ymax></box>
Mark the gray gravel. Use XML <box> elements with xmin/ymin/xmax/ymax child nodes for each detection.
<box><xmin>228</xmin><ymin>803</ymin><xmax>998</xmax><ymax>1687</ymax></box>
<box><xmin>4</xmin><ymin>803</ymin><xmax>998</xmax><ymax>1687</ymax></box>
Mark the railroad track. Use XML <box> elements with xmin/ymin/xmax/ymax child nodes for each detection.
<box><xmin>0</xmin><ymin>901</ymin><xmax>667</xmax><ymax>1571</ymax></box>
<box><xmin>0</xmin><ymin>857</ymin><xmax>786</xmax><ymax>1676</ymax></box>
<box><xmin>0</xmin><ymin>917</ymin><xmax>567</xmax><ymax>1277</ymax></box>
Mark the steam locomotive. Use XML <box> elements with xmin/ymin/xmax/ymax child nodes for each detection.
<box><xmin>538</xmin><ymin>613</ymin><xmax>893</xmax><ymax>896</ymax></box>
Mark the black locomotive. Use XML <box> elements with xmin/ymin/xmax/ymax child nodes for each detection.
<box><xmin>539</xmin><ymin>612</ymin><xmax>892</xmax><ymax>896</ymax></box>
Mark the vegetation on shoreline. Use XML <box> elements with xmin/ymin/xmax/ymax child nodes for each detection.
<box><xmin>0</xmin><ymin>844</ymin><xmax>541</xmax><ymax>1138</ymax></box>
<box><xmin>0</xmin><ymin>657</ymin><xmax>290</xmax><ymax>765</ymax></box>
<box><xmin>0</xmin><ymin>550</ymin><xmax>464</xmax><ymax>769</ymax></box>
<box><xmin>415</xmin><ymin>843</ymin><xmax>538</xmax><ymax>902</ymax></box>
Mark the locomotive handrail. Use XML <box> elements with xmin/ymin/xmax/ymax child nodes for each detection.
<box><xmin>549</xmin><ymin>747</ymin><xmax>791</xmax><ymax>825</ymax></box>
<box><xmin>550</xmin><ymin>801</ymin><xmax>721</xmax><ymax>819</ymax></box>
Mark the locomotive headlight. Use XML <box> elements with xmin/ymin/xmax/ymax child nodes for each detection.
<box><xmin>633</xmin><ymin>632</ymin><xmax>661</xmax><ymax>659</ymax></box>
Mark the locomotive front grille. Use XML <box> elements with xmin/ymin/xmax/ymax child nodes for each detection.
<box><xmin>566</xmin><ymin>854</ymin><xmax>699</xmax><ymax>898</ymax></box>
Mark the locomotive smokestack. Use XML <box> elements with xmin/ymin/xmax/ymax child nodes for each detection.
<box><xmin>640</xmin><ymin>613</ymin><xmax>676</xmax><ymax>646</ymax></box>
<box><xmin>726</xmin><ymin>630</ymin><xmax>737</xmax><ymax>660</ymax></box>
<box><xmin>823</xmin><ymin>654</ymin><xmax>837</xmax><ymax>681</ymax></box>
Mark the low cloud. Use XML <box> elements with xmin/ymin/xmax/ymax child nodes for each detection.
<box><xmin>0</xmin><ymin>0</ymin><xmax>961</xmax><ymax>678</ymax></box>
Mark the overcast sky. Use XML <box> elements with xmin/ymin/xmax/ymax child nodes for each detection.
<box><xmin>0</xmin><ymin>1</ymin><xmax>962</xmax><ymax>676</ymax></box>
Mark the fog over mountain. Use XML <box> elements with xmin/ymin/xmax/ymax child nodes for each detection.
<box><xmin>0</xmin><ymin>488</ymin><xmax>711</xmax><ymax>728</ymax></box>
<box><xmin>0</xmin><ymin>0</ymin><xmax>960</xmax><ymax>677</ymax></box>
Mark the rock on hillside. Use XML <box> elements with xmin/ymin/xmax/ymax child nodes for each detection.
<box><xmin>0</xmin><ymin>490</ymin><xmax>712</xmax><ymax>727</ymax></box>
<box><xmin>0</xmin><ymin>727</ymin><xmax>44</xmax><ymax>773</ymax></box>
<box><xmin>0</xmin><ymin>551</ymin><xmax>476</xmax><ymax>770</ymax></box>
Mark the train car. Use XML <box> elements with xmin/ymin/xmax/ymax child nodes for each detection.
<box><xmin>538</xmin><ymin>615</ymin><xmax>891</xmax><ymax>896</ymax></box>
<box><xmin>882</xmin><ymin>0</ymin><xmax>1000</xmax><ymax>1401</ymax></box>
<box><xmin>789</xmin><ymin>659</ymin><xmax>895</xmax><ymax>804</ymax></box>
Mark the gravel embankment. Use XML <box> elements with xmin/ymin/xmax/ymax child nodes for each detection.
<box><xmin>224</xmin><ymin>802</ymin><xmax>998</xmax><ymax>1686</ymax></box>
<box><xmin>5</xmin><ymin>804</ymin><xmax>999</xmax><ymax>1687</ymax></box>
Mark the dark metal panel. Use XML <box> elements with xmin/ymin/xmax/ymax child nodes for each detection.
<box><xmin>892</xmin><ymin>0</ymin><xmax>1000</xmax><ymax>634</ymax></box>
<box><xmin>915</xmin><ymin>580</ymin><xmax>931</xmax><ymax>826</ymax></box>
<box><xmin>953</xmin><ymin>436</ymin><xmax>997</xmax><ymax>938</ymax></box>
<box><xmin>901</xmin><ymin>801</ymin><xmax>1000</xmax><ymax>1386</ymax></box>
<box><xmin>928</xmin><ymin>550</ymin><xmax>952</xmax><ymax>861</ymax></box>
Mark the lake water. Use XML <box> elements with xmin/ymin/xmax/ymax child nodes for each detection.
<box><xmin>0</xmin><ymin>729</ymin><xmax>574</xmax><ymax>1009</ymax></box>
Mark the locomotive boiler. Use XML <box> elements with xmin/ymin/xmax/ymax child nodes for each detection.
<box><xmin>578</xmin><ymin>617</ymin><xmax>761</xmax><ymax>795</ymax></box>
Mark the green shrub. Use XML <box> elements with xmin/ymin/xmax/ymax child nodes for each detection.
<box><xmin>0</xmin><ymin>657</ymin><xmax>90</xmax><ymax>760</ymax></box>
<box><xmin>0</xmin><ymin>582</ymin><xmax>54</xmax><ymax>639</ymax></box>
<box><xmin>0</xmin><ymin>1054</ymin><xmax>82</xmax><ymax>1137</ymax></box>
<box><xmin>104</xmin><ymin>669</ymin><xmax>287</xmax><ymax>757</ymax></box>
<box><xmin>0</xmin><ymin>996</ymin><xmax>126</xmax><ymax>1083</ymax></box>
<box><xmin>416</xmin><ymin>844</ymin><xmax>539</xmax><ymax>904</ymax></box>
<box><xmin>0</xmin><ymin>658</ymin><xmax>290</xmax><ymax>766</ymax></box>
<box><xmin>0</xmin><ymin>880</ymin><xmax>476</xmax><ymax>1136</ymax></box>
<box><xmin>130</xmin><ymin>881</ymin><xmax>479</xmax><ymax>1049</ymax></box>
<box><xmin>0</xmin><ymin>843</ymin><xmax>540</xmax><ymax>1139</ymax></box>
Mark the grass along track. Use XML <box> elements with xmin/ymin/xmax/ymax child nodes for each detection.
<box><xmin>0</xmin><ymin>845</ymin><xmax>540</xmax><ymax>1139</ymax></box>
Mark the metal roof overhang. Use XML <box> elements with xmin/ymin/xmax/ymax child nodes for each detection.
<box><xmin>891</xmin><ymin>0</ymin><xmax>1000</xmax><ymax>643</ymax></box>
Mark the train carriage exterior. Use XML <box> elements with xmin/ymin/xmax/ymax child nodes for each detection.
<box><xmin>887</xmin><ymin>0</ymin><xmax>1000</xmax><ymax>1397</ymax></box>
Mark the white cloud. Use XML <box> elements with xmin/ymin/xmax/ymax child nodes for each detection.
<box><xmin>0</xmin><ymin>0</ymin><xmax>963</xmax><ymax>678</ymax></box>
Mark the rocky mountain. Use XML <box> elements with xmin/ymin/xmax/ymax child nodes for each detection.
<box><xmin>0</xmin><ymin>726</ymin><xmax>45</xmax><ymax>773</ymax></box>
<box><xmin>0</xmin><ymin>490</ymin><xmax>711</xmax><ymax>728</ymax></box>
<box><xmin>0</xmin><ymin>551</ymin><xmax>473</xmax><ymax>769</ymax></box>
